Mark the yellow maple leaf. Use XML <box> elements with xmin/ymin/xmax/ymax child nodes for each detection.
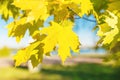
<box><xmin>39</xmin><ymin>20</ymin><xmax>80</xmax><ymax>63</ymax></box>
<box><xmin>7</xmin><ymin>17</ymin><xmax>43</xmax><ymax>42</ymax></box>
<box><xmin>71</xmin><ymin>0</ymin><xmax>94</xmax><ymax>17</ymax></box>
<box><xmin>7</xmin><ymin>17</ymin><xmax>28</xmax><ymax>42</ymax></box>
<box><xmin>14</xmin><ymin>41</ymin><xmax>40</xmax><ymax>66</ymax></box>
<box><xmin>13</xmin><ymin>0</ymin><xmax>49</xmax><ymax>22</ymax></box>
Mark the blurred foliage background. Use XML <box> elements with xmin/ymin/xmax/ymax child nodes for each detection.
<box><xmin>0</xmin><ymin>47</ymin><xmax>11</xmax><ymax>57</ymax></box>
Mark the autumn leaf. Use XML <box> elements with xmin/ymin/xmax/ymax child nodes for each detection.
<box><xmin>14</xmin><ymin>41</ymin><xmax>41</xmax><ymax>66</ymax></box>
<box><xmin>13</xmin><ymin>0</ymin><xmax>49</xmax><ymax>22</ymax></box>
<box><xmin>39</xmin><ymin>20</ymin><xmax>80</xmax><ymax>63</ymax></box>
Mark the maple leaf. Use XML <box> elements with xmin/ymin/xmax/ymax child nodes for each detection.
<box><xmin>7</xmin><ymin>17</ymin><xmax>28</xmax><ymax>42</ymax></box>
<box><xmin>7</xmin><ymin>17</ymin><xmax>43</xmax><ymax>42</ymax></box>
<box><xmin>39</xmin><ymin>20</ymin><xmax>80</xmax><ymax>63</ymax></box>
<box><xmin>0</xmin><ymin>0</ymin><xmax>20</xmax><ymax>21</ymax></box>
<box><xmin>14</xmin><ymin>41</ymin><xmax>40</xmax><ymax>66</ymax></box>
<box><xmin>13</xmin><ymin>0</ymin><xmax>49</xmax><ymax>22</ymax></box>
<box><xmin>71</xmin><ymin>0</ymin><xmax>94</xmax><ymax>17</ymax></box>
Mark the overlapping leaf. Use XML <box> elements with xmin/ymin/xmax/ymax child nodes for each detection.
<box><xmin>14</xmin><ymin>41</ymin><xmax>40</xmax><ymax>66</ymax></box>
<box><xmin>0</xmin><ymin>0</ymin><xmax>20</xmax><ymax>21</ymax></box>
<box><xmin>7</xmin><ymin>17</ymin><xmax>28</xmax><ymax>42</ymax></box>
<box><xmin>70</xmin><ymin>0</ymin><xmax>95</xmax><ymax>17</ymax></box>
<box><xmin>13</xmin><ymin>0</ymin><xmax>49</xmax><ymax>22</ymax></box>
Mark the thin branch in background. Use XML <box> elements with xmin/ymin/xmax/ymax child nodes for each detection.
<box><xmin>75</xmin><ymin>17</ymin><xmax>96</xmax><ymax>23</ymax></box>
<box><xmin>67</xmin><ymin>7</ymin><xmax>96</xmax><ymax>23</ymax></box>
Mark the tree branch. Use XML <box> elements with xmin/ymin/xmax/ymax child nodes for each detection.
<box><xmin>75</xmin><ymin>17</ymin><xmax>96</xmax><ymax>22</ymax></box>
<box><xmin>67</xmin><ymin>7</ymin><xmax>96</xmax><ymax>23</ymax></box>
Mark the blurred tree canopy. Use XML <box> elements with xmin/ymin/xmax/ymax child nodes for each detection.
<box><xmin>0</xmin><ymin>47</ymin><xmax>11</xmax><ymax>57</ymax></box>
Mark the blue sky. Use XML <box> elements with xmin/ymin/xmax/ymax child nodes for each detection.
<box><xmin>73</xmin><ymin>15</ymin><xmax>98</xmax><ymax>48</ymax></box>
<box><xmin>0</xmin><ymin>15</ymin><xmax>98</xmax><ymax>48</ymax></box>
